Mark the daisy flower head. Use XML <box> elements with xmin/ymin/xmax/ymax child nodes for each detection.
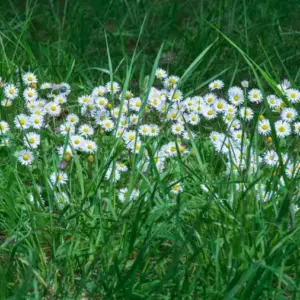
<box><xmin>66</xmin><ymin>113</ymin><xmax>79</xmax><ymax>126</ymax></box>
<box><xmin>239</xmin><ymin>107</ymin><xmax>254</xmax><ymax>121</ymax></box>
<box><xmin>92</xmin><ymin>86</ymin><xmax>106</xmax><ymax>97</ymax></box>
<box><xmin>294</xmin><ymin>122</ymin><xmax>300</xmax><ymax>136</ymax></box>
<box><xmin>170</xmin><ymin>181</ymin><xmax>183</xmax><ymax>195</ymax></box>
<box><xmin>202</xmin><ymin>106</ymin><xmax>217</xmax><ymax>120</ymax></box>
<box><xmin>168</xmin><ymin>89</ymin><xmax>183</xmax><ymax>102</ymax></box>
<box><xmin>281</xmin><ymin>107</ymin><xmax>298</xmax><ymax>123</ymax></box>
<box><xmin>164</xmin><ymin>75</ymin><xmax>180</xmax><ymax>90</ymax></box>
<box><xmin>46</xmin><ymin>101</ymin><xmax>61</xmax><ymax>117</ymax></box>
<box><xmin>70</xmin><ymin>135</ymin><xmax>84</xmax><ymax>150</ymax></box>
<box><xmin>267</xmin><ymin>95</ymin><xmax>281</xmax><ymax>108</ymax></box>
<box><xmin>228</xmin><ymin>86</ymin><xmax>244</xmax><ymax>106</ymax></box>
<box><xmin>4</xmin><ymin>84</ymin><xmax>18</xmax><ymax>99</ymax></box>
<box><xmin>54</xmin><ymin>192</ymin><xmax>69</xmax><ymax>208</ymax></box>
<box><xmin>24</xmin><ymin>132</ymin><xmax>40</xmax><ymax>149</ymax></box>
<box><xmin>171</xmin><ymin>122</ymin><xmax>185</xmax><ymax>136</ymax></box>
<box><xmin>123</xmin><ymin>130</ymin><xmax>137</xmax><ymax>145</ymax></box>
<box><xmin>78</xmin><ymin>95</ymin><xmax>92</xmax><ymax>107</ymax></box>
<box><xmin>149</xmin><ymin>124</ymin><xmax>160</xmax><ymax>136</ymax></box>
<box><xmin>116</xmin><ymin>162</ymin><xmax>128</xmax><ymax>172</ymax></box>
<box><xmin>58</xmin><ymin>82</ymin><xmax>71</xmax><ymax>96</ymax></box>
<box><xmin>275</xmin><ymin>120</ymin><xmax>291</xmax><ymax>138</ymax></box>
<box><xmin>118</xmin><ymin>188</ymin><xmax>128</xmax><ymax>202</ymax></box>
<box><xmin>209</xmin><ymin>79</ymin><xmax>224</xmax><ymax>90</ymax></box>
<box><xmin>1</xmin><ymin>138</ymin><xmax>10</xmax><ymax>147</ymax></box>
<box><xmin>277</xmin><ymin>79</ymin><xmax>291</xmax><ymax>93</ymax></box>
<box><xmin>139</xmin><ymin>124</ymin><xmax>151</xmax><ymax>136</ymax></box>
<box><xmin>101</xmin><ymin>119</ymin><xmax>115</xmax><ymax>132</ymax></box>
<box><xmin>258</xmin><ymin>119</ymin><xmax>271</xmax><ymax>136</ymax></box>
<box><xmin>105</xmin><ymin>81</ymin><xmax>120</xmax><ymax>94</ymax></box>
<box><xmin>248</xmin><ymin>88</ymin><xmax>263</xmax><ymax>103</ymax></box>
<box><xmin>155</xmin><ymin>68</ymin><xmax>168</xmax><ymax>79</ymax></box>
<box><xmin>50</xmin><ymin>171</ymin><xmax>68</xmax><ymax>186</ymax></box>
<box><xmin>14</xmin><ymin>114</ymin><xmax>31</xmax><ymax>130</ymax></box>
<box><xmin>188</xmin><ymin>112</ymin><xmax>200</xmax><ymax>125</ymax></box>
<box><xmin>79</xmin><ymin>124</ymin><xmax>94</xmax><ymax>137</ymax></box>
<box><xmin>263</xmin><ymin>150</ymin><xmax>278</xmax><ymax>166</ymax></box>
<box><xmin>1</xmin><ymin>99</ymin><xmax>13</xmax><ymax>107</ymax></box>
<box><xmin>59</xmin><ymin>123</ymin><xmax>75</xmax><ymax>136</ymax></box>
<box><xmin>241</xmin><ymin>80</ymin><xmax>249</xmax><ymax>88</ymax></box>
<box><xmin>285</xmin><ymin>89</ymin><xmax>300</xmax><ymax>104</ymax></box>
<box><xmin>30</xmin><ymin>114</ymin><xmax>44</xmax><ymax>129</ymax></box>
<box><xmin>22</xmin><ymin>72</ymin><xmax>37</xmax><ymax>85</ymax></box>
<box><xmin>214</xmin><ymin>98</ymin><xmax>227</xmax><ymax>113</ymax></box>
<box><xmin>23</xmin><ymin>87</ymin><xmax>38</xmax><ymax>102</ymax></box>
<box><xmin>128</xmin><ymin>114</ymin><xmax>138</xmax><ymax>126</ymax></box>
<box><xmin>95</xmin><ymin>111</ymin><xmax>110</xmax><ymax>125</ymax></box>
<box><xmin>204</xmin><ymin>93</ymin><xmax>217</xmax><ymax>105</ymax></box>
<box><xmin>129</xmin><ymin>97</ymin><xmax>142</xmax><ymax>112</ymax></box>
<box><xmin>224</xmin><ymin>104</ymin><xmax>237</xmax><ymax>116</ymax></box>
<box><xmin>54</xmin><ymin>94</ymin><xmax>67</xmax><ymax>105</ymax></box>
<box><xmin>95</xmin><ymin>97</ymin><xmax>108</xmax><ymax>109</ymax></box>
<box><xmin>82</xmin><ymin>139</ymin><xmax>98</xmax><ymax>154</ymax></box>
<box><xmin>18</xmin><ymin>149</ymin><xmax>34</xmax><ymax>166</ymax></box>
<box><xmin>40</xmin><ymin>82</ymin><xmax>52</xmax><ymax>90</ymax></box>
<box><xmin>0</xmin><ymin>121</ymin><xmax>9</xmax><ymax>134</ymax></box>
<box><xmin>57</xmin><ymin>145</ymin><xmax>73</xmax><ymax>160</ymax></box>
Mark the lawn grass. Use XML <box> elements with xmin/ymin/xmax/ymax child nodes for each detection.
<box><xmin>0</xmin><ymin>0</ymin><xmax>300</xmax><ymax>299</ymax></box>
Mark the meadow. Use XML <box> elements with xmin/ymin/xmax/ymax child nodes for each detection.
<box><xmin>0</xmin><ymin>0</ymin><xmax>300</xmax><ymax>299</ymax></box>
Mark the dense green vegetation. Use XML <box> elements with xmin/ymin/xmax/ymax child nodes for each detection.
<box><xmin>0</xmin><ymin>0</ymin><xmax>300</xmax><ymax>299</ymax></box>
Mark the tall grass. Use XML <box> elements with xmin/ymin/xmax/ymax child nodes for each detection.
<box><xmin>0</xmin><ymin>0</ymin><xmax>300</xmax><ymax>299</ymax></box>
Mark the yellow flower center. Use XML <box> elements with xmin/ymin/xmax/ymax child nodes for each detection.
<box><xmin>9</xmin><ymin>88</ymin><xmax>14</xmax><ymax>94</ymax></box>
<box><xmin>278</xmin><ymin>126</ymin><xmax>285</xmax><ymax>132</ymax></box>
<box><xmin>19</xmin><ymin>119</ymin><xmax>25</xmax><ymax>125</ymax></box>
<box><xmin>286</xmin><ymin>112</ymin><xmax>292</xmax><ymax>118</ymax></box>
<box><xmin>57</xmin><ymin>175</ymin><xmax>63</xmax><ymax>181</ymax></box>
<box><xmin>51</xmin><ymin>105</ymin><xmax>56</xmax><ymax>111</ymax></box>
<box><xmin>23</xmin><ymin>154</ymin><xmax>29</xmax><ymax>160</ymax></box>
<box><xmin>28</xmin><ymin>76</ymin><xmax>33</xmax><ymax>81</ymax></box>
<box><xmin>29</xmin><ymin>137</ymin><xmax>35</xmax><ymax>143</ymax></box>
<box><xmin>262</xmin><ymin>124</ymin><xmax>269</xmax><ymax>130</ymax></box>
<box><xmin>28</xmin><ymin>92</ymin><xmax>33</xmax><ymax>97</ymax></box>
<box><xmin>233</xmin><ymin>95</ymin><xmax>239</xmax><ymax>101</ymax></box>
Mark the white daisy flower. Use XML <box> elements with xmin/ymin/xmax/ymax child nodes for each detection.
<box><xmin>239</xmin><ymin>107</ymin><xmax>254</xmax><ymax>121</ymax></box>
<box><xmin>204</xmin><ymin>93</ymin><xmax>217</xmax><ymax>105</ymax></box>
<box><xmin>248</xmin><ymin>88</ymin><xmax>263</xmax><ymax>103</ymax></box>
<box><xmin>79</xmin><ymin>124</ymin><xmax>94</xmax><ymax>137</ymax></box>
<box><xmin>95</xmin><ymin>97</ymin><xmax>108</xmax><ymax>109</ymax></box>
<box><xmin>4</xmin><ymin>84</ymin><xmax>19</xmax><ymax>99</ymax></box>
<box><xmin>1</xmin><ymin>99</ymin><xmax>13</xmax><ymax>107</ymax></box>
<box><xmin>23</xmin><ymin>87</ymin><xmax>38</xmax><ymax>102</ymax></box>
<box><xmin>66</xmin><ymin>113</ymin><xmax>79</xmax><ymax>125</ymax></box>
<box><xmin>22</xmin><ymin>72</ymin><xmax>37</xmax><ymax>85</ymax></box>
<box><xmin>149</xmin><ymin>124</ymin><xmax>160</xmax><ymax>136</ymax></box>
<box><xmin>101</xmin><ymin>119</ymin><xmax>115</xmax><ymax>132</ymax></box>
<box><xmin>82</xmin><ymin>140</ymin><xmax>97</xmax><ymax>153</ymax></box>
<box><xmin>30</xmin><ymin>114</ymin><xmax>44</xmax><ymax>129</ymax></box>
<box><xmin>54</xmin><ymin>192</ymin><xmax>69</xmax><ymax>208</ymax></box>
<box><xmin>281</xmin><ymin>107</ymin><xmax>298</xmax><ymax>123</ymax></box>
<box><xmin>50</xmin><ymin>171</ymin><xmax>68</xmax><ymax>186</ymax></box>
<box><xmin>24</xmin><ymin>132</ymin><xmax>40</xmax><ymax>149</ymax></box>
<box><xmin>266</xmin><ymin>95</ymin><xmax>281</xmax><ymax>108</ymax></box>
<box><xmin>54</xmin><ymin>94</ymin><xmax>67</xmax><ymax>104</ymax></box>
<box><xmin>139</xmin><ymin>124</ymin><xmax>151</xmax><ymax>136</ymax></box>
<box><xmin>92</xmin><ymin>86</ymin><xmax>106</xmax><ymax>97</ymax></box>
<box><xmin>70</xmin><ymin>135</ymin><xmax>84</xmax><ymax>150</ymax></box>
<box><xmin>105</xmin><ymin>81</ymin><xmax>120</xmax><ymax>94</ymax></box>
<box><xmin>155</xmin><ymin>68</ymin><xmax>168</xmax><ymax>79</ymax></box>
<box><xmin>202</xmin><ymin>106</ymin><xmax>217</xmax><ymax>119</ymax></box>
<box><xmin>18</xmin><ymin>149</ymin><xmax>34</xmax><ymax>166</ymax></box>
<box><xmin>40</xmin><ymin>82</ymin><xmax>52</xmax><ymax>89</ymax></box>
<box><xmin>95</xmin><ymin>111</ymin><xmax>110</xmax><ymax>125</ymax></box>
<box><xmin>188</xmin><ymin>112</ymin><xmax>200</xmax><ymax>125</ymax></box>
<box><xmin>116</xmin><ymin>162</ymin><xmax>128</xmax><ymax>172</ymax></box>
<box><xmin>277</xmin><ymin>79</ymin><xmax>291</xmax><ymax>93</ymax></box>
<box><xmin>129</xmin><ymin>97</ymin><xmax>142</xmax><ymax>112</ymax></box>
<box><xmin>293</xmin><ymin>122</ymin><xmax>300</xmax><ymax>136</ymax></box>
<box><xmin>171</xmin><ymin>123</ymin><xmax>185</xmax><ymax>135</ymax></box>
<box><xmin>57</xmin><ymin>145</ymin><xmax>73</xmax><ymax>159</ymax></box>
<box><xmin>285</xmin><ymin>89</ymin><xmax>300</xmax><ymax>103</ymax></box>
<box><xmin>241</xmin><ymin>80</ymin><xmax>249</xmax><ymax>88</ymax></box>
<box><xmin>228</xmin><ymin>86</ymin><xmax>244</xmax><ymax>106</ymax></box>
<box><xmin>275</xmin><ymin>120</ymin><xmax>291</xmax><ymax>138</ymax></box>
<box><xmin>213</xmin><ymin>98</ymin><xmax>227</xmax><ymax>113</ymax></box>
<box><xmin>45</xmin><ymin>101</ymin><xmax>61</xmax><ymax>117</ymax></box>
<box><xmin>170</xmin><ymin>182</ymin><xmax>183</xmax><ymax>194</ymax></box>
<box><xmin>168</xmin><ymin>89</ymin><xmax>183</xmax><ymax>102</ymax></box>
<box><xmin>14</xmin><ymin>114</ymin><xmax>31</xmax><ymax>130</ymax></box>
<box><xmin>258</xmin><ymin>119</ymin><xmax>271</xmax><ymax>136</ymax></box>
<box><xmin>78</xmin><ymin>95</ymin><xmax>91</xmax><ymax>106</ymax></box>
<box><xmin>209</xmin><ymin>79</ymin><xmax>224</xmax><ymax>90</ymax></box>
<box><xmin>59</xmin><ymin>123</ymin><xmax>75</xmax><ymax>136</ymax></box>
<box><xmin>163</xmin><ymin>75</ymin><xmax>180</xmax><ymax>89</ymax></box>
<box><xmin>0</xmin><ymin>121</ymin><xmax>9</xmax><ymax>134</ymax></box>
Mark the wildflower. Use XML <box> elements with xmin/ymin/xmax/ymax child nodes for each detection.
<box><xmin>23</xmin><ymin>87</ymin><xmax>38</xmax><ymax>102</ymax></box>
<box><xmin>275</xmin><ymin>120</ymin><xmax>291</xmax><ymax>138</ymax></box>
<box><xmin>54</xmin><ymin>94</ymin><xmax>67</xmax><ymax>104</ymax></box>
<box><xmin>116</xmin><ymin>162</ymin><xmax>128</xmax><ymax>172</ymax></box>
<box><xmin>264</xmin><ymin>150</ymin><xmax>278</xmax><ymax>166</ymax></box>
<box><xmin>78</xmin><ymin>95</ymin><xmax>91</xmax><ymax>106</ymax></box>
<box><xmin>92</xmin><ymin>86</ymin><xmax>106</xmax><ymax>97</ymax></box>
<box><xmin>30</xmin><ymin>115</ymin><xmax>44</xmax><ymax>129</ymax></box>
<box><xmin>266</xmin><ymin>95</ymin><xmax>281</xmax><ymax>108</ymax></box>
<box><xmin>79</xmin><ymin>124</ymin><xmax>94</xmax><ymax>137</ymax></box>
<box><xmin>202</xmin><ymin>106</ymin><xmax>217</xmax><ymax>119</ymax></box>
<box><xmin>209</xmin><ymin>80</ymin><xmax>224</xmax><ymax>90</ymax></box>
<box><xmin>82</xmin><ymin>140</ymin><xmax>97</xmax><ymax>153</ymax></box>
<box><xmin>0</xmin><ymin>121</ymin><xmax>9</xmax><ymax>134</ymax></box>
<box><xmin>101</xmin><ymin>119</ymin><xmax>115</xmax><ymax>132</ymax></box>
<box><xmin>168</xmin><ymin>89</ymin><xmax>183</xmax><ymax>102</ymax></box>
<box><xmin>70</xmin><ymin>135</ymin><xmax>84</xmax><ymax>150</ymax></box>
<box><xmin>4</xmin><ymin>84</ymin><xmax>18</xmax><ymax>99</ymax></box>
<box><xmin>258</xmin><ymin>119</ymin><xmax>271</xmax><ymax>136</ymax></box>
<box><xmin>241</xmin><ymin>80</ymin><xmax>249</xmax><ymax>88</ymax></box>
<box><xmin>294</xmin><ymin>122</ymin><xmax>300</xmax><ymax>136</ymax></box>
<box><xmin>228</xmin><ymin>86</ymin><xmax>244</xmax><ymax>106</ymax></box>
<box><xmin>155</xmin><ymin>68</ymin><xmax>167</xmax><ymax>79</ymax></box>
<box><xmin>59</xmin><ymin>123</ymin><xmax>75</xmax><ymax>136</ymax></box>
<box><xmin>204</xmin><ymin>93</ymin><xmax>217</xmax><ymax>105</ymax></box>
<box><xmin>164</xmin><ymin>75</ymin><xmax>180</xmax><ymax>89</ymax></box>
<box><xmin>54</xmin><ymin>192</ymin><xmax>69</xmax><ymax>208</ymax></box>
<box><xmin>1</xmin><ymin>99</ymin><xmax>13</xmax><ymax>107</ymax></box>
<box><xmin>170</xmin><ymin>182</ymin><xmax>183</xmax><ymax>194</ymax></box>
<box><xmin>280</xmin><ymin>107</ymin><xmax>298</xmax><ymax>123</ymax></box>
<box><xmin>46</xmin><ymin>101</ymin><xmax>62</xmax><ymax>117</ymax></box>
<box><xmin>285</xmin><ymin>89</ymin><xmax>300</xmax><ymax>103</ymax></box>
<box><xmin>66</xmin><ymin>113</ymin><xmax>79</xmax><ymax>125</ymax></box>
<box><xmin>248</xmin><ymin>89</ymin><xmax>263</xmax><ymax>103</ymax></box>
<box><xmin>24</xmin><ymin>132</ymin><xmax>40</xmax><ymax>149</ymax></box>
<box><xmin>18</xmin><ymin>150</ymin><xmax>34</xmax><ymax>166</ymax></box>
<box><xmin>239</xmin><ymin>107</ymin><xmax>254</xmax><ymax>121</ymax></box>
<box><xmin>139</xmin><ymin>125</ymin><xmax>151</xmax><ymax>136</ymax></box>
<box><xmin>22</xmin><ymin>72</ymin><xmax>38</xmax><ymax>85</ymax></box>
<box><xmin>50</xmin><ymin>171</ymin><xmax>68</xmax><ymax>186</ymax></box>
<box><xmin>14</xmin><ymin>114</ymin><xmax>31</xmax><ymax>130</ymax></box>
<box><xmin>105</xmin><ymin>81</ymin><xmax>120</xmax><ymax>94</ymax></box>
<box><xmin>95</xmin><ymin>97</ymin><xmax>108</xmax><ymax>109</ymax></box>
<box><xmin>40</xmin><ymin>82</ymin><xmax>52</xmax><ymax>89</ymax></box>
